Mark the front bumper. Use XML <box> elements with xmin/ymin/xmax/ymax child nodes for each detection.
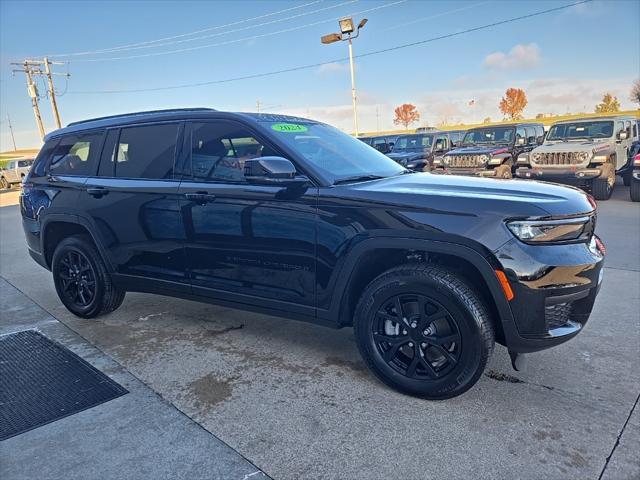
<box><xmin>493</xmin><ymin>235</ymin><xmax>605</xmax><ymax>353</ymax></box>
<box><xmin>516</xmin><ymin>166</ymin><xmax>602</xmax><ymax>184</ymax></box>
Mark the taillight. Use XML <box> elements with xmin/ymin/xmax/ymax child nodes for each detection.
<box><xmin>634</xmin><ymin>153</ymin><xmax>640</xmax><ymax>166</ymax></box>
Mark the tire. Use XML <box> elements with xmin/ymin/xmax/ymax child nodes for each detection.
<box><xmin>495</xmin><ymin>164</ymin><xmax>512</xmax><ymax>179</ymax></box>
<box><xmin>354</xmin><ymin>264</ymin><xmax>495</xmax><ymax>400</ymax></box>
<box><xmin>631</xmin><ymin>178</ymin><xmax>640</xmax><ymax>202</ymax></box>
<box><xmin>0</xmin><ymin>177</ymin><xmax>8</xmax><ymax>189</ymax></box>
<box><xmin>52</xmin><ymin>234</ymin><xmax>125</xmax><ymax>318</ymax></box>
<box><xmin>592</xmin><ymin>163</ymin><xmax>615</xmax><ymax>200</ymax></box>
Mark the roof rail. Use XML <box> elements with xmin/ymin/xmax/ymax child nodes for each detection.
<box><xmin>66</xmin><ymin>108</ymin><xmax>216</xmax><ymax>127</ymax></box>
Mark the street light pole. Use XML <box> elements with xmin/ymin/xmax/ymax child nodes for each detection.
<box><xmin>347</xmin><ymin>38</ymin><xmax>359</xmax><ymax>136</ymax></box>
<box><xmin>321</xmin><ymin>17</ymin><xmax>367</xmax><ymax>137</ymax></box>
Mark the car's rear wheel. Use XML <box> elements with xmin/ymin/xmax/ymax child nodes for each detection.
<box><xmin>631</xmin><ymin>178</ymin><xmax>640</xmax><ymax>202</ymax></box>
<box><xmin>52</xmin><ymin>235</ymin><xmax>125</xmax><ymax>318</ymax></box>
<box><xmin>354</xmin><ymin>264</ymin><xmax>494</xmax><ymax>399</ymax></box>
<box><xmin>495</xmin><ymin>164</ymin><xmax>512</xmax><ymax>179</ymax></box>
<box><xmin>0</xmin><ymin>177</ymin><xmax>9</xmax><ymax>189</ymax></box>
<box><xmin>592</xmin><ymin>163</ymin><xmax>615</xmax><ymax>200</ymax></box>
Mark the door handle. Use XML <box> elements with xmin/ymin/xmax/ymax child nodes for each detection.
<box><xmin>184</xmin><ymin>192</ymin><xmax>216</xmax><ymax>204</ymax></box>
<box><xmin>87</xmin><ymin>187</ymin><xmax>109</xmax><ymax>198</ymax></box>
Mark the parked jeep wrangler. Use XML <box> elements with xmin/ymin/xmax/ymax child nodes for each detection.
<box><xmin>387</xmin><ymin>132</ymin><xmax>455</xmax><ymax>171</ymax></box>
<box><xmin>517</xmin><ymin>116</ymin><xmax>639</xmax><ymax>200</ymax></box>
<box><xmin>21</xmin><ymin>108</ymin><xmax>605</xmax><ymax>399</ymax></box>
<box><xmin>436</xmin><ymin>123</ymin><xmax>544</xmax><ymax>178</ymax></box>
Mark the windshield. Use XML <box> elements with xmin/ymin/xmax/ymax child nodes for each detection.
<box><xmin>546</xmin><ymin>121</ymin><xmax>614</xmax><ymax>140</ymax></box>
<box><xmin>267</xmin><ymin>122</ymin><xmax>405</xmax><ymax>184</ymax></box>
<box><xmin>462</xmin><ymin>127</ymin><xmax>514</xmax><ymax>146</ymax></box>
<box><xmin>393</xmin><ymin>135</ymin><xmax>433</xmax><ymax>151</ymax></box>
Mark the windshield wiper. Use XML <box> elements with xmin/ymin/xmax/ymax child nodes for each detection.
<box><xmin>333</xmin><ymin>174</ymin><xmax>386</xmax><ymax>185</ymax></box>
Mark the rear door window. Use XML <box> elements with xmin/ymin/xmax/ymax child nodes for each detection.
<box><xmin>48</xmin><ymin>131</ymin><xmax>104</xmax><ymax>176</ymax></box>
<box><xmin>114</xmin><ymin>124</ymin><xmax>180</xmax><ymax>179</ymax></box>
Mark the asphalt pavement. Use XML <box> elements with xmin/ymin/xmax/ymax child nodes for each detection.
<box><xmin>0</xmin><ymin>181</ymin><xmax>638</xmax><ymax>480</ymax></box>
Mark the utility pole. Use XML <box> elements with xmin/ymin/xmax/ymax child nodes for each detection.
<box><xmin>376</xmin><ymin>105</ymin><xmax>380</xmax><ymax>133</ymax></box>
<box><xmin>12</xmin><ymin>58</ymin><xmax>70</xmax><ymax>140</ymax></box>
<box><xmin>256</xmin><ymin>100</ymin><xmax>262</xmax><ymax>113</ymax></box>
<box><xmin>43</xmin><ymin>57</ymin><xmax>64</xmax><ymax>129</ymax></box>
<box><xmin>6</xmin><ymin>114</ymin><xmax>17</xmax><ymax>151</ymax></box>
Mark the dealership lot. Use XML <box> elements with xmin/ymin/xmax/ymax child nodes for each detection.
<box><xmin>1</xmin><ymin>183</ymin><xmax>638</xmax><ymax>479</ymax></box>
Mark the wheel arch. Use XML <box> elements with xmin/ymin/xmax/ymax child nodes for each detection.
<box><xmin>326</xmin><ymin>237</ymin><xmax>515</xmax><ymax>346</ymax></box>
<box><xmin>41</xmin><ymin>214</ymin><xmax>114</xmax><ymax>272</ymax></box>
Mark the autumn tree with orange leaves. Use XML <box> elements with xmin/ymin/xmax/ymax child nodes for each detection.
<box><xmin>499</xmin><ymin>88</ymin><xmax>528</xmax><ymax>120</ymax></box>
<box><xmin>393</xmin><ymin>104</ymin><xmax>420</xmax><ymax>129</ymax></box>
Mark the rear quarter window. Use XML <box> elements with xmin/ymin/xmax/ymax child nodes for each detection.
<box><xmin>48</xmin><ymin>131</ymin><xmax>104</xmax><ymax>176</ymax></box>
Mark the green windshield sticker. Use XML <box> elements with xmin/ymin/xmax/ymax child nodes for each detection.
<box><xmin>271</xmin><ymin>123</ymin><xmax>308</xmax><ymax>133</ymax></box>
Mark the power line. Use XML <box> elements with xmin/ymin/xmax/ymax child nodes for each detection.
<box><xmin>62</xmin><ymin>0</ymin><xmax>359</xmax><ymax>57</ymax></box>
<box><xmin>378</xmin><ymin>0</ymin><xmax>493</xmax><ymax>32</ymax></box>
<box><xmin>67</xmin><ymin>0</ymin><xmax>591</xmax><ymax>95</ymax></box>
<box><xmin>44</xmin><ymin>0</ymin><xmax>323</xmax><ymax>58</ymax></box>
<box><xmin>68</xmin><ymin>0</ymin><xmax>405</xmax><ymax>62</ymax></box>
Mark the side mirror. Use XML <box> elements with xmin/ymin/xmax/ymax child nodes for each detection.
<box><xmin>537</xmin><ymin>135</ymin><xmax>544</xmax><ymax>145</ymax></box>
<box><xmin>244</xmin><ymin>157</ymin><xmax>309</xmax><ymax>187</ymax></box>
<box><xmin>516</xmin><ymin>137</ymin><xmax>525</xmax><ymax>146</ymax></box>
<box><xmin>618</xmin><ymin>131</ymin><xmax>628</xmax><ymax>140</ymax></box>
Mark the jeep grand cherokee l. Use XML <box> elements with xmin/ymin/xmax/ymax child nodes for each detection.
<box><xmin>21</xmin><ymin>108</ymin><xmax>605</xmax><ymax>399</ymax></box>
<box><xmin>437</xmin><ymin>123</ymin><xmax>544</xmax><ymax>178</ymax></box>
<box><xmin>517</xmin><ymin>116</ymin><xmax>639</xmax><ymax>200</ymax></box>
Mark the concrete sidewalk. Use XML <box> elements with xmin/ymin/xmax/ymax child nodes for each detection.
<box><xmin>0</xmin><ymin>277</ymin><xmax>268</xmax><ymax>480</ymax></box>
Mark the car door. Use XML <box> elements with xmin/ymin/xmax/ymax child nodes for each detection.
<box><xmin>614</xmin><ymin>121</ymin><xmax>628</xmax><ymax>170</ymax></box>
<box><xmin>81</xmin><ymin>122</ymin><xmax>189</xmax><ymax>291</ymax></box>
<box><xmin>178</xmin><ymin>119</ymin><xmax>317</xmax><ymax>314</ymax></box>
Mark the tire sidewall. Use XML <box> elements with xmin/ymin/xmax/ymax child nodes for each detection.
<box><xmin>52</xmin><ymin>237</ymin><xmax>105</xmax><ymax>318</ymax></box>
<box><xmin>355</xmin><ymin>273</ymin><xmax>487</xmax><ymax>399</ymax></box>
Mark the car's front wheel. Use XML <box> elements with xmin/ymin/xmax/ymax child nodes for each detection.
<box><xmin>354</xmin><ymin>264</ymin><xmax>494</xmax><ymax>399</ymax></box>
<box><xmin>0</xmin><ymin>177</ymin><xmax>9</xmax><ymax>189</ymax></box>
<box><xmin>592</xmin><ymin>163</ymin><xmax>615</xmax><ymax>200</ymax></box>
<box><xmin>52</xmin><ymin>235</ymin><xmax>125</xmax><ymax>318</ymax></box>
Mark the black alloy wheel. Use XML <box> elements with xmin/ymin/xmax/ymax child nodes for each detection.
<box><xmin>354</xmin><ymin>264</ymin><xmax>494</xmax><ymax>399</ymax></box>
<box><xmin>373</xmin><ymin>294</ymin><xmax>461</xmax><ymax>379</ymax></box>
<box><xmin>57</xmin><ymin>250</ymin><xmax>97</xmax><ymax>309</ymax></box>
<box><xmin>52</xmin><ymin>235</ymin><xmax>125</xmax><ymax>318</ymax></box>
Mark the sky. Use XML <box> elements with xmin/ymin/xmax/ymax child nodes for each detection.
<box><xmin>1</xmin><ymin>0</ymin><xmax>639</xmax><ymax>149</ymax></box>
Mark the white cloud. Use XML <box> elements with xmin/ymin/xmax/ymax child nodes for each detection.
<box><xmin>484</xmin><ymin>43</ymin><xmax>541</xmax><ymax>70</ymax></box>
<box><xmin>316</xmin><ymin>62</ymin><xmax>349</xmax><ymax>74</ymax></box>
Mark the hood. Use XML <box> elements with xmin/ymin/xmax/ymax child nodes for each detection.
<box><xmin>332</xmin><ymin>172</ymin><xmax>592</xmax><ymax>218</ymax></box>
<box><xmin>446</xmin><ymin>145</ymin><xmax>509</xmax><ymax>156</ymax></box>
<box><xmin>534</xmin><ymin>141</ymin><xmax>610</xmax><ymax>154</ymax></box>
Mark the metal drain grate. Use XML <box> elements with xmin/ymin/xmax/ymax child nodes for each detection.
<box><xmin>0</xmin><ymin>330</ymin><xmax>127</xmax><ymax>441</ymax></box>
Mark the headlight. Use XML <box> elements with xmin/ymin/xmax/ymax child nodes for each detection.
<box><xmin>517</xmin><ymin>153</ymin><xmax>529</xmax><ymax>164</ymax></box>
<box><xmin>507</xmin><ymin>216</ymin><xmax>592</xmax><ymax>243</ymax></box>
<box><xmin>530</xmin><ymin>152</ymin><xmax>541</xmax><ymax>162</ymax></box>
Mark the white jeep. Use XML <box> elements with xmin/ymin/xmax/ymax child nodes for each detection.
<box><xmin>516</xmin><ymin>116</ymin><xmax>638</xmax><ymax>200</ymax></box>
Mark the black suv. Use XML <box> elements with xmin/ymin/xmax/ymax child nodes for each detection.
<box><xmin>437</xmin><ymin>123</ymin><xmax>544</xmax><ymax>178</ymax></box>
<box><xmin>21</xmin><ymin>109</ymin><xmax>605</xmax><ymax>399</ymax></box>
<box><xmin>359</xmin><ymin>135</ymin><xmax>397</xmax><ymax>154</ymax></box>
<box><xmin>387</xmin><ymin>132</ymin><xmax>455</xmax><ymax>171</ymax></box>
